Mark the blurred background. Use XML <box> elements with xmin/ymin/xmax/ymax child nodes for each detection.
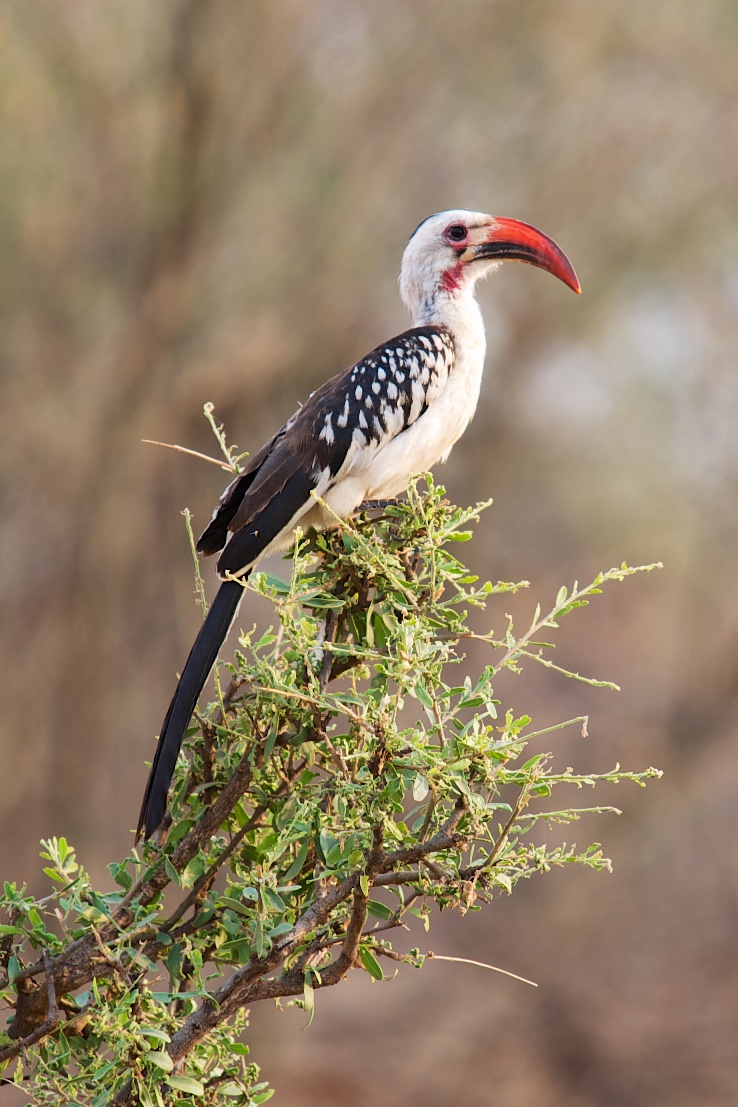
<box><xmin>1</xmin><ymin>1</ymin><xmax>737</xmax><ymax>1103</ymax></box>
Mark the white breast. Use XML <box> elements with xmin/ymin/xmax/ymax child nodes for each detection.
<box><xmin>325</xmin><ymin>299</ymin><xmax>487</xmax><ymax>511</ymax></box>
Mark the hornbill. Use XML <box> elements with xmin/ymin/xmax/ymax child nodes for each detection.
<box><xmin>136</xmin><ymin>209</ymin><xmax>579</xmax><ymax>840</ymax></box>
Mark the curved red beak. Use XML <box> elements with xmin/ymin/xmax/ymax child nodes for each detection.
<box><xmin>466</xmin><ymin>217</ymin><xmax>581</xmax><ymax>294</ymax></box>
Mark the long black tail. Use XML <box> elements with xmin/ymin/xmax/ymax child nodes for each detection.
<box><xmin>137</xmin><ymin>579</ymin><xmax>244</xmax><ymax>841</ymax></box>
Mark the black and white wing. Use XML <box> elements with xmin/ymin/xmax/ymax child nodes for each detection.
<box><xmin>198</xmin><ymin>324</ymin><xmax>456</xmax><ymax>576</ymax></box>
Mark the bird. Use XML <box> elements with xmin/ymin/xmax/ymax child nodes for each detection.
<box><xmin>136</xmin><ymin>209</ymin><xmax>580</xmax><ymax>841</ymax></box>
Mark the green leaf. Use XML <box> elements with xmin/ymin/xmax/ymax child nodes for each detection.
<box><xmin>43</xmin><ymin>867</ymin><xmax>67</xmax><ymax>884</ymax></box>
<box><xmin>261</xmin><ymin>886</ymin><xmax>286</xmax><ymax>913</ymax></box>
<box><xmin>166</xmin><ymin>1075</ymin><xmax>205</xmax><ymax>1094</ymax></box>
<box><xmin>412</xmin><ymin>773</ymin><xmax>430</xmax><ymax>802</ymax></box>
<box><xmin>163</xmin><ymin>857</ymin><xmax>180</xmax><ymax>886</ymax></box>
<box><xmin>268</xmin><ymin>921</ymin><xmax>293</xmax><ymax>938</ymax></box>
<box><xmin>218</xmin><ymin>895</ymin><xmax>252</xmax><ymax>917</ymax></box>
<box><xmin>109</xmin><ymin>863</ymin><xmax>133</xmax><ymax>890</ymax></box>
<box><xmin>260</xmin><ymin>573</ymin><xmax>291</xmax><ymax>594</ymax></box>
<box><xmin>253</xmin><ymin>918</ymin><xmax>271</xmax><ymax>958</ymax></box>
<box><xmin>141</xmin><ymin>1026</ymin><xmax>171</xmax><ymax>1045</ymax></box>
<box><xmin>283</xmin><ymin>839</ymin><xmax>310</xmax><ymax>883</ymax></box>
<box><xmin>359</xmin><ymin>946</ymin><xmax>384</xmax><ymax>980</ymax></box>
<box><xmin>135</xmin><ymin>1083</ymin><xmax>157</xmax><ymax>1107</ymax></box>
<box><xmin>302</xmin><ymin>593</ymin><xmax>344</xmax><ymax>610</ymax></box>
<box><xmin>91</xmin><ymin>1061</ymin><xmax>117</xmax><ymax>1082</ymax></box>
<box><xmin>414</xmin><ymin>682</ymin><xmax>434</xmax><ymax>711</ymax></box>
<box><xmin>316</xmin><ymin>829</ymin><xmax>337</xmax><ymax>864</ymax></box>
<box><xmin>263</xmin><ymin>720</ymin><xmax>279</xmax><ymax>761</ymax></box>
<box><xmin>366</xmin><ymin>899</ymin><xmax>394</xmax><ymax>920</ymax></box>
<box><xmin>146</xmin><ymin>1050</ymin><xmax>173</xmax><ymax>1072</ymax></box>
<box><xmin>180</xmin><ymin>851</ymin><xmax>208</xmax><ymax>889</ymax></box>
<box><xmin>165</xmin><ymin>944</ymin><xmax>183</xmax><ymax>984</ymax></box>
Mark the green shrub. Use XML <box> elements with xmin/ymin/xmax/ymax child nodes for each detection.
<box><xmin>0</xmin><ymin>474</ymin><xmax>661</xmax><ymax>1105</ymax></box>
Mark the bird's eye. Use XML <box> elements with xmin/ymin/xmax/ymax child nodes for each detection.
<box><xmin>445</xmin><ymin>224</ymin><xmax>468</xmax><ymax>243</ymax></box>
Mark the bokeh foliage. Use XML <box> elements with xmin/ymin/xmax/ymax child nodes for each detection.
<box><xmin>1</xmin><ymin>2</ymin><xmax>737</xmax><ymax>1103</ymax></box>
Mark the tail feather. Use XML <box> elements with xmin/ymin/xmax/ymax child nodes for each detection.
<box><xmin>136</xmin><ymin>578</ymin><xmax>244</xmax><ymax>841</ymax></box>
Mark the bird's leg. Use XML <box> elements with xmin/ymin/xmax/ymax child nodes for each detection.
<box><xmin>355</xmin><ymin>498</ymin><xmax>403</xmax><ymax>512</ymax></box>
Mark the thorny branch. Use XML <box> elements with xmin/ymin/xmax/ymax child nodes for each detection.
<box><xmin>0</xmin><ymin>953</ymin><xmax>59</xmax><ymax>1067</ymax></box>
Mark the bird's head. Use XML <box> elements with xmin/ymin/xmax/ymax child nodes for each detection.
<box><xmin>400</xmin><ymin>209</ymin><xmax>580</xmax><ymax>321</ymax></box>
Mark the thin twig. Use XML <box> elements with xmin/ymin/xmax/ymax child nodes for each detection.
<box><xmin>142</xmin><ymin>438</ymin><xmax>235</xmax><ymax>471</ymax></box>
<box><xmin>426</xmin><ymin>952</ymin><xmax>538</xmax><ymax>988</ymax></box>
